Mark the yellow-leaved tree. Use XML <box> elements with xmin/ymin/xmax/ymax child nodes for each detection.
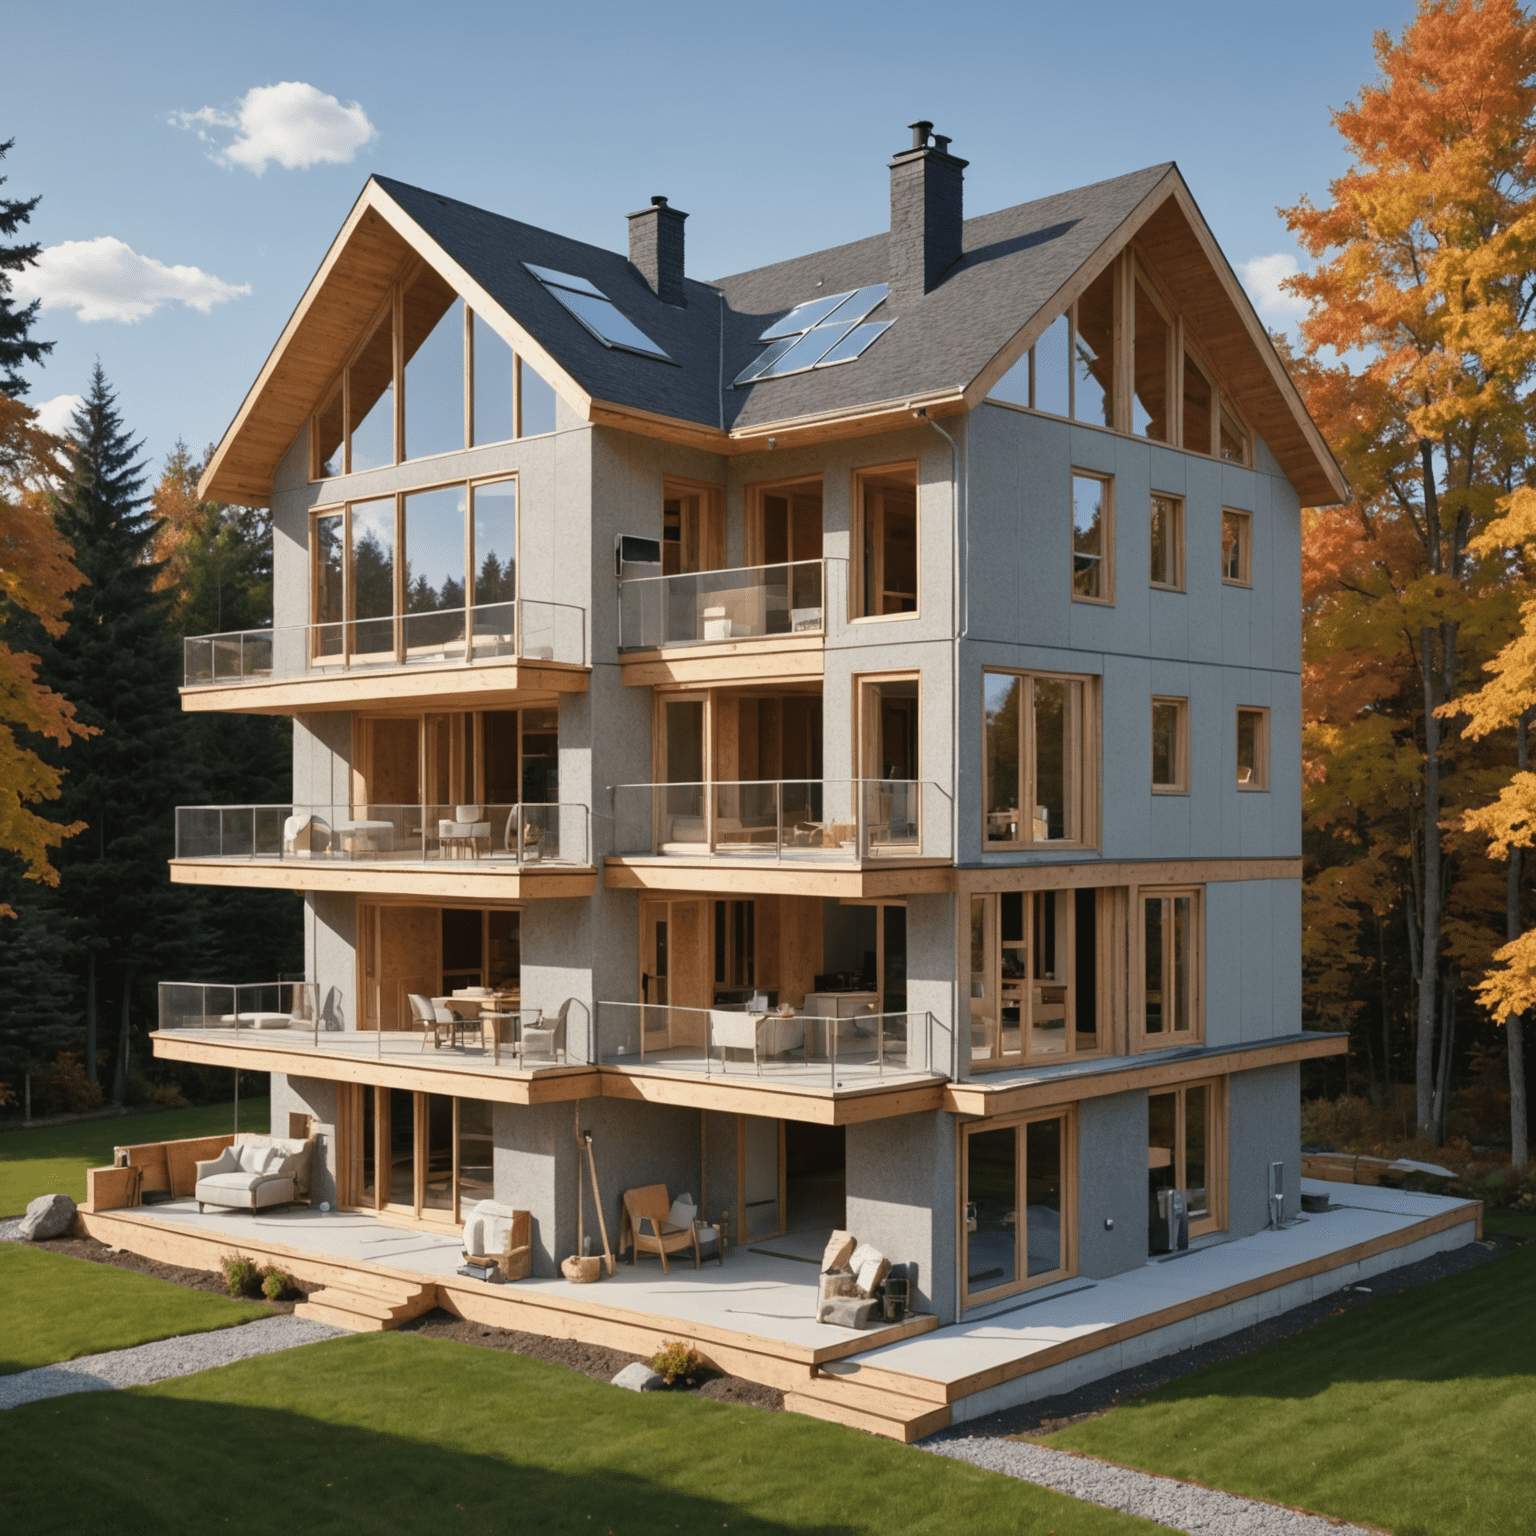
<box><xmin>0</xmin><ymin>394</ymin><xmax>93</xmax><ymax>913</ymax></box>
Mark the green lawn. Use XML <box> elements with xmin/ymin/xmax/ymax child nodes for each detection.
<box><xmin>2</xmin><ymin>1331</ymin><xmax>1158</xmax><ymax>1534</ymax></box>
<box><xmin>0</xmin><ymin>1097</ymin><xmax>269</xmax><ymax>1216</ymax></box>
<box><xmin>1045</xmin><ymin>1232</ymin><xmax>1536</xmax><ymax>1536</ymax></box>
<box><xmin>0</xmin><ymin>1243</ymin><xmax>269</xmax><ymax>1374</ymax></box>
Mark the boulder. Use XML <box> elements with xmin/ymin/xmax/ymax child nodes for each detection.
<box><xmin>611</xmin><ymin>1362</ymin><xmax>665</xmax><ymax>1392</ymax></box>
<box><xmin>20</xmin><ymin>1192</ymin><xmax>77</xmax><ymax>1241</ymax></box>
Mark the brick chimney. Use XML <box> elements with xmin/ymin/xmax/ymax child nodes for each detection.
<box><xmin>627</xmin><ymin>195</ymin><xmax>688</xmax><ymax>307</ymax></box>
<box><xmin>888</xmin><ymin>122</ymin><xmax>968</xmax><ymax>307</ymax></box>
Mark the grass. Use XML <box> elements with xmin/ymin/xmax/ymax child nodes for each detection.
<box><xmin>1</xmin><ymin>1332</ymin><xmax>1159</xmax><ymax>1535</ymax></box>
<box><xmin>0</xmin><ymin>1097</ymin><xmax>269</xmax><ymax>1216</ymax></box>
<box><xmin>1044</xmin><ymin>1232</ymin><xmax>1536</xmax><ymax>1536</ymax></box>
<box><xmin>0</xmin><ymin>1243</ymin><xmax>269</xmax><ymax>1374</ymax></box>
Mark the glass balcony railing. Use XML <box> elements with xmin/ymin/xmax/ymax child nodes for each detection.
<box><xmin>174</xmin><ymin>802</ymin><xmax>590</xmax><ymax>867</ymax></box>
<box><xmin>182</xmin><ymin>598</ymin><xmax>587</xmax><ymax>687</ymax></box>
<box><xmin>610</xmin><ymin>779</ymin><xmax>945</xmax><ymax>861</ymax></box>
<box><xmin>617</xmin><ymin>560</ymin><xmax>830</xmax><ymax>651</ymax></box>
<box><xmin>595</xmin><ymin>1000</ymin><xmax>950</xmax><ymax>1084</ymax></box>
<box><xmin>158</xmin><ymin>980</ymin><xmax>321</xmax><ymax>1038</ymax></box>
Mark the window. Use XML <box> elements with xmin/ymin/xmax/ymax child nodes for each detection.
<box><xmin>1148</xmin><ymin>1080</ymin><xmax>1224</xmax><ymax>1244</ymax></box>
<box><xmin>1139</xmin><ymin>888</ymin><xmax>1202</xmax><ymax>1046</ymax></box>
<box><xmin>754</xmin><ymin>479</ymin><xmax>823</xmax><ymax>568</ymax></box>
<box><xmin>1149</xmin><ymin>494</ymin><xmax>1183</xmax><ymax>590</ymax></box>
<box><xmin>1072</xmin><ymin>471</ymin><xmax>1113</xmax><ymax>602</ymax></box>
<box><xmin>962</xmin><ymin>1109</ymin><xmax>1074</xmax><ymax>1306</ymax></box>
<box><xmin>990</xmin><ymin>265</ymin><xmax>1117</xmax><ymax>426</ymax></box>
<box><xmin>524</xmin><ymin>263</ymin><xmax>670</xmax><ymax>359</ymax></box>
<box><xmin>1132</xmin><ymin>278</ymin><xmax>1172</xmax><ymax>442</ymax></box>
<box><xmin>1221</xmin><ymin>509</ymin><xmax>1252</xmax><ymax>585</ymax></box>
<box><xmin>1182</xmin><ymin>351</ymin><xmax>1214</xmax><ymax>454</ymax></box>
<box><xmin>854</xmin><ymin>465</ymin><xmax>918</xmax><ymax>618</ymax></box>
<box><xmin>1220</xmin><ymin>407</ymin><xmax>1251</xmax><ymax>466</ymax></box>
<box><xmin>1151</xmin><ymin>697</ymin><xmax>1188</xmax><ymax>794</ymax></box>
<box><xmin>309</xmin><ymin>476</ymin><xmax>516</xmax><ymax>661</ymax></box>
<box><xmin>1236</xmin><ymin>707</ymin><xmax>1269</xmax><ymax>790</ymax></box>
<box><xmin>984</xmin><ymin>670</ymin><xmax>1095</xmax><ymax>847</ymax></box>
<box><xmin>310</xmin><ymin>270</ymin><xmax>561</xmax><ymax>480</ymax></box>
<box><xmin>969</xmin><ymin>889</ymin><xmax>1107</xmax><ymax>1067</ymax></box>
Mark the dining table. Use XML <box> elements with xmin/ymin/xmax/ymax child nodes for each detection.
<box><xmin>432</xmin><ymin>991</ymin><xmax>519</xmax><ymax>1058</ymax></box>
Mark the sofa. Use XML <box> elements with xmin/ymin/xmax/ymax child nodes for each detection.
<box><xmin>194</xmin><ymin>1132</ymin><xmax>317</xmax><ymax>1213</ymax></box>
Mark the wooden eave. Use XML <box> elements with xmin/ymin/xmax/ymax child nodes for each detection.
<box><xmin>963</xmin><ymin>168</ymin><xmax>1348</xmax><ymax>508</ymax></box>
<box><xmin>198</xmin><ymin>180</ymin><xmax>595</xmax><ymax>506</ymax></box>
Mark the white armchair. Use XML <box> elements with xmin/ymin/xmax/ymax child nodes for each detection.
<box><xmin>708</xmin><ymin>1009</ymin><xmax>805</xmax><ymax>1073</ymax></box>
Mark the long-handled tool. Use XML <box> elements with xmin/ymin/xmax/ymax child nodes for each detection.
<box><xmin>584</xmin><ymin>1131</ymin><xmax>615</xmax><ymax>1274</ymax></box>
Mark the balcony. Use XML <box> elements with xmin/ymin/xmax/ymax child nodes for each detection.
<box><xmin>169</xmin><ymin>802</ymin><xmax>596</xmax><ymax>899</ymax></box>
<box><xmin>606</xmin><ymin>779</ymin><xmax>953</xmax><ymax>897</ymax></box>
<box><xmin>616</xmin><ymin>561</ymin><xmax>834</xmax><ymax>686</ymax></box>
<box><xmin>179</xmin><ymin>599</ymin><xmax>589</xmax><ymax>714</ymax></box>
<box><xmin>595</xmin><ymin>1001</ymin><xmax>951</xmax><ymax>1089</ymax></box>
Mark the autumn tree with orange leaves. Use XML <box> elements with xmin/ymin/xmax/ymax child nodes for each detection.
<box><xmin>1285</xmin><ymin>0</ymin><xmax>1536</xmax><ymax>1145</ymax></box>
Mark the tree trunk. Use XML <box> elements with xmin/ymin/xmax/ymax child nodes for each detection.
<box><xmin>86</xmin><ymin>953</ymin><xmax>97</xmax><ymax>1085</ymax></box>
<box><xmin>1433</xmin><ymin>978</ymin><xmax>1456</xmax><ymax>1145</ymax></box>
<box><xmin>1416</xmin><ymin>627</ymin><xmax>1443</xmax><ymax>1136</ymax></box>
<box><xmin>1510</xmin><ymin>714</ymin><xmax>1530</xmax><ymax>1170</ymax></box>
<box><xmin>111</xmin><ymin>972</ymin><xmax>134</xmax><ymax>1107</ymax></box>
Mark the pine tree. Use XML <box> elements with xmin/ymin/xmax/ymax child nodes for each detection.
<box><xmin>0</xmin><ymin>139</ymin><xmax>52</xmax><ymax>397</ymax></box>
<box><xmin>37</xmin><ymin>366</ymin><xmax>199</xmax><ymax>1098</ymax></box>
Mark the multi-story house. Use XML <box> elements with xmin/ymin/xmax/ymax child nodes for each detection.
<box><xmin>125</xmin><ymin>124</ymin><xmax>1476</xmax><ymax>1434</ymax></box>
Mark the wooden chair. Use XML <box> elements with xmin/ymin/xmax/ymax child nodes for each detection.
<box><xmin>621</xmin><ymin>1184</ymin><xmax>703</xmax><ymax>1273</ymax></box>
<box><xmin>408</xmin><ymin>993</ymin><xmax>458</xmax><ymax>1051</ymax></box>
<box><xmin>462</xmin><ymin>1202</ymin><xmax>532</xmax><ymax>1281</ymax></box>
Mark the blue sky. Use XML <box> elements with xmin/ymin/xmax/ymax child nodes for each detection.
<box><xmin>6</xmin><ymin>0</ymin><xmax>1418</xmax><ymax>483</ymax></box>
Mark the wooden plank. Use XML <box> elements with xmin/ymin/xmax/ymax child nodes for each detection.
<box><xmin>168</xmin><ymin>861</ymin><xmax>598</xmax><ymax>901</ymax></box>
<box><xmin>944</xmin><ymin>1033</ymin><xmax>1347</xmax><ymax>1116</ymax></box>
<box><xmin>602</xmin><ymin>859</ymin><xmax>956</xmax><ymax>898</ymax></box>
<box><xmin>83</xmin><ymin>1165</ymin><xmax>140</xmax><ymax>1213</ymax></box>
<box><xmin>179</xmin><ymin>661</ymin><xmax>587</xmax><ymax>717</ymax></box>
<box><xmin>783</xmin><ymin>1389</ymin><xmax>952</xmax><ymax>1444</ymax></box>
<box><xmin>621</xmin><ymin>643</ymin><xmax>826</xmax><ymax>689</ymax></box>
<box><xmin>955</xmin><ymin>858</ymin><xmax>1301</xmax><ymax>894</ymax></box>
<box><xmin>594</xmin><ymin>1068</ymin><xmax>946</xmax><ymax>1125</ymax></box>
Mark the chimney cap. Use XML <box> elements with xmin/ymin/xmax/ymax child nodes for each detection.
<box><xmin>908</xmin><ymin>120</ymin><xmax>934</xmax><ymax>149</ymax></box>
<box><xmin>894</xmin><ymin>121</ymin><xmax>966</xmax><ymax>167</ymax></box>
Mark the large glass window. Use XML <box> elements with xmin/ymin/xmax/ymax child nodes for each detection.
<box><xmin>857</xmin><ymin>467</ymin><xmax>918</xmax><ymax>617</ymax></box>
<box><xmin>472</xmin><ymin>313</ymin><xmax>514</xmax><ymax>447</ymax></box>
<box><xmin>1072</xmin><ymin>472</ymin><xmax>1112</xmax><ymax>601</ymax></box>
<box><xmin>984</xmin><ymin>670</ymin><xmax>1091</xmax><ymax>847</ymax></box>
<box><xmin>1182</xmin><ymin>351</ymin><xmax>1213</xmax><ymax>454</ymax></box>
<box><xmin>1132</xmin><ymin>279</ymin><xmax>1171</xmax><ymax>442</ymax></box>
<box><xmin>1034</xmin><ymin>312</ymin><xmax>1071</xmax><ymax>417</ymax></box>
<box><xmin>348</xmin><ymin>312</ymin><xmax>396</xmax><ymax>473</ymax></box>
<box><xmin>351</xmin><ymin>496</ymin><xmax>396</xmax><ymax>656</ymax></box>
<box><xmin>971</xmin><ymin>889</ymin><xmax>1103</xmax><ymax>1067</ymax></box>
<box><xmin>963</xmin><ymin>1110</ymin><xmax>1073</xmax><ymax>1305</ymax></box>
<box><xmin>404</xmin><ymin>486</ymin><xmax>467</xmax><ymax>654</ymax></box>
<box><xmin>1142</xmin><ymin>888</ymin><xmax>1200</xmax><ymax>1044</ymax></box>
<box><xmin>1074</xmin><ymin>266</ymin><xmax>1115</xmax><ymax>427</ymax></box>
<box><xmin>403</xmin><ymin>269</ymin><xmax>465</xmax><ymax>461</ymax></box>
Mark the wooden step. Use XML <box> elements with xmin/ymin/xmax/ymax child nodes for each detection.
<box><xmin>784</xmin><ymin>1386</ymin><xmax>951</xmax><ymax>1444</ymax></box>
<box><xmin>294</xmin><ymin>1278</ymin><xmax>437</xmax><ymax>1333</ymax></box>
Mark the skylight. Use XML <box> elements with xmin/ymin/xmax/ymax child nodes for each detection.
<box><xmin>734</xmin><ymin>284</ymin><xmax>892</xmax><ymax>385</ymax></box>
<box><xmin>524</xmin><ymin>263</ymin><xmax>670</xmax><ymax>360</ymax></box>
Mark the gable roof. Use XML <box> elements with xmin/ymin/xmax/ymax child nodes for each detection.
<box><xmin>200</xmin><ymin>164</ymin><xmax>1346</xmax><ymax>507</ymax></box>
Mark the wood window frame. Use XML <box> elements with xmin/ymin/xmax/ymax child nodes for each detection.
<box><xmin>1131</xmin><ymin>264</ymin><xmax>1178</xmax><ymax>446</ymax></box>
<box><xmin>1236</xmin><ymin>706</ymin><xmax>1270</xmax><ymax>792</ymax></box>
<box><xmin>1150</xmin><ymin>696</ymin><xmax>1189</xmax><ymax>795</ymax></box>
<box><xmin>982</xmin><ymin>668</ymin><xmax>1100</xmax><ymax>851</ymax></box>
<box><xmin>851</xmin><ymin>460</ymin><xmax>920</xmax><ymax>622</ymax></box>
<box><xmin>854</xmin><ymin>671</ymin><xmax>921</xmax><ymax>783</ymax></box>
<box><xmin>308</xmin><ymin>258</ymin><xmax>558</xmax><ymax>482</ymax></box>
<box><xmin>1221</xmin><ymin>507</ymin><xmax>1253</xmax><ymax>587</ymax></box>
<box><xmin>1219</xmin><ymin>404</ymin><xmax>1253</xmax><ymax>468</ymax></box>
<box><xmin>1148</xmin><ymin>1077</ymin><xmax>1228</xmax><ymax>1240</ymax></box>
<box><xmin>745</xmin><ymin>474</ymin><xmax>823</xmax><ymax>569</ymax></box>
<box><xmin>1132</xmin><ymin>884</ymin><xmax>1204</xmax><ymax>1051</ymax></box>
<box><xmin>662</xmin><ymin>474</ymin><xmax>727</xmax><ymax>576</ymax></box>
<box><xmin>338</xmin><ymin>1082</ymin><xmax>478</xmax><ymax>1231</ymax></box>
<box><xmin>958</xmin><ymin>1104</ymin><xmax>1078</xmax><ymax>1310</ymax></box>
<box><xmin>1149</xmin><ymin>492</ymin><xmax>1185</xmax><ymax>592</ymax></box>
<box><xmin>966</xmin><ymin>888</ymin><xmax>1122</xmax><ymax>1071</ymax></box>
<box><xmin>1070</xmin><ymin>469</ymin><xmax>1115</xmax><ymax>605</ymax></box>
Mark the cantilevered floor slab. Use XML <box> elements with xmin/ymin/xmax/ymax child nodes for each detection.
<box><xmin>169</xmin><ymin>858</ymin><xmax>596</xmax><ymax>900</ymax></box>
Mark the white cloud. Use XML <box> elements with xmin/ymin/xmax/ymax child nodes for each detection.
<box><xmin>173</xmin><ymin>82</ymin><xmax>376</xmax><ymax>174</ymax></box>
<box><xmin>32</xmin><ymin>393</ymin><xmax>83</xmax><ymax>437</ymax></box>
<box><xmin>11</xmin><ymin>237</ymin><xmax>250</xmax><ymax>324</ymax></box>
<box><xmin>1240</xmin><ymin>253</ymin><xmax>1310</xmax><ymax>320</ymax></box>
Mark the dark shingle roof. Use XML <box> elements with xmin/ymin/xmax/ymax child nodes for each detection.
<box><xmin>375</xmin><ymin>165</ymin><xmax>1174</xmax><ymax>432</ymax></box>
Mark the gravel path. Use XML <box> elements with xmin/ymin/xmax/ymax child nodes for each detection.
<box><xmin>925</xmin><ymin>1437</ymin><xmax>1374</xmax><ymax>1535</ymax></box>
<box><xmin>0</xmin><ymin>1315</ymin><xmax>348</xmax><ymax>1411</ymax></box>
<box><xmin>0</xmin><ymin>1218</ymin><xmax>24</xmax><ymax>1242</ymax></box>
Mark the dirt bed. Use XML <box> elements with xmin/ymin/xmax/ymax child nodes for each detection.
<box><xmin>945</xmin><ymin>1229</ymin><xmax>1518</xmax><ymax>1443</ymax></box>
<box><xmin>400</xmin><ymin>1310</ymin><xmax>785</xmax><ymax>1411</ymax></box>
<box><xmin>22</xmin><ymin>1232</ymin><xmax>309</xmax><ymax>1312</ymax></box>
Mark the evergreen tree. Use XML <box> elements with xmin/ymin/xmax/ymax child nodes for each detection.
<box><xmin>37</xmin><ymin>366</ymin><xmax>198</xmax><ymax>1097</ymax></box>
<box><xmin>0</xmin><ymin>139</ymin><xmax>52</xmax><ymax>397</ymax></box>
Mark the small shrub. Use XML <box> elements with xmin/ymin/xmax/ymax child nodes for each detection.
<box><xmin>147</xmin><ymin>1080</ymin><xmax>190</xmax><ymax>1110</ymax></box>
<box><xmin>46</xmin><ymin>1051</ymin><xmax>104</xmax><ymax>1115</ymax></box>
<box><xmin>648</xmin><ymin>1340</ymin><xmax>703</xmax><ymax>1387</ymax></box>
<box><xmin>261</xmin><ymin>1267</ymin><xmax>293</xmax><ymax>1301</ymax></box>
<box><xmin>221</xmin><ymin>1253</ymin><xmax>262</xmax><ymax>1299</ymax></box>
